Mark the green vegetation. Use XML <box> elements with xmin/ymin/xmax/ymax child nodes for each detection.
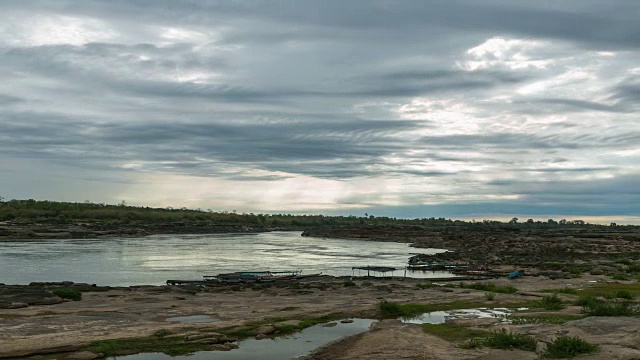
<box><xmin>508</xmin><ymin>314</ymin><xmax>585</xmax><ymax>325</ymax></box>
<box><xmin>578</xmin><ymin>283</ymin><xmax>640</xmax><ymax>298</ymax></box>
<box><xmin>485</xmin><ymin>292</ymin><xmax>496</xmax><ymax>301</ymax></box>
<box><xmin>2</xmin><ymin>198</ymin><xmax>638</xmax><ymax>229</ymax></box>
<box><xmin>416</xmin><ymin>282</ymin><xmax>436</xmax><ymax>289</ymax></box>
<box><xmin>535</xmin><ymin>294</ymin><xmax>565</xmax><ymax>310</ymax></box>
<box><xmin>342</xmin><ymin>280</ymin><xmax>356</xmax><ymax>287</ymax></box>
<box><xmin>51</xmin><ymin>288</ymin><xmax>82</xmax><ymax>301</ymax></box>
<box><xmin>421</xmin><ymin>323</ymin><xmax>489</xmax><ymax>343</ymax></box>
<box><xmin>543</xmin><ymin>336</ymin><xmax>599</xmax><ymax>358</ymax></box>
<box><xmin>611</xmin><ymin>274</ymin><xmax>630</xmax><ymax>281</ymax></box>
<box><xmin>481</xmin><ymin>329</ymin><xmax>537</xmax><ymax>351</ymax></box>
<box><xmin>542</xmin><ymin>288</ymin><xmax>578</xmax><ymax>295</ymax></box>
<box><xmin>458</xmin><ymin>282</ymin><xmax>517</xmax><ymax>294</ymax></box>
<box><xmin>627</xmin><ymin>264</ymin><xmax>640</xmax><ymax>273</ymax></box>
<box><xmin>578</xmin><ymin>296</ymin><xmax>639</xmax><ymax>316</ymax></box>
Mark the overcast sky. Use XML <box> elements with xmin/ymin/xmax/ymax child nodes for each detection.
<box><xmin>1</xmin><ymin>1</ymin><xmax>639</xmax><ymax>223</ymax></box>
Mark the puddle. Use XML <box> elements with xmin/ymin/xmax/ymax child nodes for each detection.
<box><xmin>400</xmin><ymin>308</ymin><xmax>514</xmax><ymax>324</ymax></box>
<box><xmin>166</xmin><ymin>315</ymin><xmax>218</xmax><ymax>323</ymax></box>
<box><xmin>111</xmin><ymin>318</ymin><xmax>375</xmax><ymax>360</ymax></box>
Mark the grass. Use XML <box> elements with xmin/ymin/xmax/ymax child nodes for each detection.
<box><xmin>342</xmin><ymin>280</ymin><xmax>357</xmax><ymax>287</ymax></box>
<box><xmin>51</xmin><ymin>288</ymin><xmax>82</xmax><ymax>301</ymax></box>
<box><xmin>535</xmin><ymin>295</ymin><xmax>566</xmax><ymax>310</ymax></box>
<box><xmin>578</xmin><ymin>283</ymin><xmax>640</xmax><ymax>297</ymax></box>
<box><xmin>578</xmin><ymin>296</ymin><xmax>640</xmax><ymax>316</ymax></box>
<box><xmin>508</xmin><ymin>314</ymin><xmax>586</xmax><ymax>325</ymax></box>
<box><xmin>416</xmin><ymin>282</ymin><xmax>436</xmax><ymax>289</ymax></box>
<box><xmin>485</xmin><ymin>292</ymin><xmax>496</xmax><ymax>301</ymax></box>
<box><xmin>458</xmin><ymin>282</ymin><xmax>518</xmax><ymax>294</ymax></box>
<box><xmin>90</xmin><ymin>336</ymin><xmax>208</xmax><ymax>356</ymax></box>
<box><xmin>627</xmin><ymin>264</ymin><xmax>640</xmax><ymax>273</ymax></box>
<box><xmin>611</xmin><ymin>274</ymin><xmax>630</xmax><ymax>281</ymax></box>
<box><xmin>482</xmin><ymin>329</ymin><xmax>537</xmax><ymax>351</ymax></box>
<box><xmin>543</xmin><ymin>336</ymin><xmax>599</xmax><ymax>358</ymax></box>
<box><xmin>542</xmin><ymin>288</ymin><xmax>578</xmax><ymax>295</ymax></box>
<box><xmin>421</xmin><ymin>323</ymin><xmax>489</xmax><ymax>343</ymax></box>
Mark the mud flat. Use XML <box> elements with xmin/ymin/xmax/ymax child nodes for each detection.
<box><xmin>2</xmin><ymin>273</ymin><xmax>639</xmax><ymax>359</ymax></box>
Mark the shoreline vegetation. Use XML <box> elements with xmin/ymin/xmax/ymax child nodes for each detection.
<box><xmin>0</xmin><ymin>198</ymin><xmax>637</xmax><ymax>241</ymax></box>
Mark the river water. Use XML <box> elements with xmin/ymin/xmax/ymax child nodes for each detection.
<box><xmin>0</xmin><ymin>231</ymin><xmax>451</xmax><ymax>286</ymax></box>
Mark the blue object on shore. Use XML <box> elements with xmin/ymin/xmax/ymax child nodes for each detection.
<box><xmin>508</xmin><ymin>270</ymin><xmax>523</xmax><ymax>279</ymax></box>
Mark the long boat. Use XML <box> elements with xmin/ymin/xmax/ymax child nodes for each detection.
<box><xmin>406</xmin><ymin>263</ymin><xmax>470</xmax><ymax>271</ymax></box>
<box><xmin>202</xmin><ymin>270</ymin><xmax>321</xmax><ymax>284</ymax></box>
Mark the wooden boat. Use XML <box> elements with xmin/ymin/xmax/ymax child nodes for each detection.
<box><xmin>407</xmin><ymin>263</ymin><xmax>470</xmax><ymax>271</ymax></box>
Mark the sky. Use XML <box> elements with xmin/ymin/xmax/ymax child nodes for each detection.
<box><xmin>0</xmin><ymin>1</ymin><xmax>639</xmax><ymax>224</ymax></box>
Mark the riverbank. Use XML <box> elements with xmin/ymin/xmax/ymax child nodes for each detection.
<box><xmin>2</xmin><ymin>274</ymin><xmax>639</xmax><ymax>359</ymax></box>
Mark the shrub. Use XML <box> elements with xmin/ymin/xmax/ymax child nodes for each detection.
<box><xmin>543</xmin><ymin>336</ymin><xmax>599</xmax><ymax>358</ymax></box>
<box><xmin>342</xmin><ymin>280</ymin><xmax>356</xmax><ymax>287</ymax></box>
<box><xmin>569</xmin><ymin>267</ymin><xmax>583</xmax><ymax>275</ymax></box>
<box><xmin>416</xmin><ymin>282</ymin><xmax>435</xmax><ymax>289</ymax></box>
<box><xmin>575</xmin><ymin>295</ymin><xmax>598</xmax><ymax>307</ymax></box>
<box><xmin>485</xmin><ymin>292</ymin><xmax>496</xmax><ymax>301</ymax></box>
<box><xmin>378</xmin><ymin>300</ymin><xmax>403</xmax><ymax>316</ymax></box>
<box><xmin>52</xmin><ymin>288</ymin><xmax>82</xmax><ymax>301</ymax></box>
<box><xmin>482</xmin><ymin>329</ymin><xmax>537</xmax><ymax>351</ymax></box>
<box><xmin>536</xmin><ymin>294</ymin><xmax>565</xmax><ymax>310</ymax></box>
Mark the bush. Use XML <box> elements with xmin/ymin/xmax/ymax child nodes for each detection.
<box><xmin>342</xmin><ymin>280</ymin><xmax>356</xmax><ymax>287</ymax></box>
<box><xmin>416</xmin><ymin>282</ymin><xmax>435</xmax><ymax>289</ymax></box>
<box><xmin>615</xmin><ymin>290</ymin><xmax>634</xmax><ymax>299</ymax></box>
<box><xmin>52</xmin><ymin>288</ymin><xmax>82</xmax><ymax>301</ymax></box>
<box><xmin>485</xmin><ymin>292</ymin><xmax>496</xmax><ymax>301</ymax></box>
<box><xmin>378</xmin><ymin>300</ymin><xmax>402</xmax><ymax>316</ymax></box>
<box><xmin>575</xmin><ymin>295</ymin><xmax>598</xmax><ymax>307</ymax></box>
<box><xmin>611</xmin><ymin>274</ymin><xmax>629</xmax><ymax>281</ymax></box>
<box><xmin>536</xmin><ymin>294</ymin><xmax>565</xmax><ymax>310</ymax></box>
<box><xmin>482</xmin><ymin>329</ymin><xmax>537</xmax><ymax>351</ymax></box>
<box><xmin>581</xmin><ymin>299</ymin><xmax>639</xmax><ymax>316</ymax></box>
<box><xmin>543</xmin><ymin>335</ymin><xmax>599</xmax><ymax>358</ymax></box>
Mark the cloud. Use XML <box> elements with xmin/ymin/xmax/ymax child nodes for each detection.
<box><xmin>0</xmin><ymin>1</ymin><xmax>639</xmax><ymax>222</ymax></box>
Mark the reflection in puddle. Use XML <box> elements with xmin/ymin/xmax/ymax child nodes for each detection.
<box><xmin>166</xmin><ymin>315</ymin><xmax>218</xmax><ymax>323</ymax></box>
<box><xmin>111</xmin><ymin>318</ymin><xmax>375</xmax><ymax>360</ymax></box>
<box><xmin>401</xmin><ymin>308</ymin><xmax>515</xmax><ymax>324</ymax></box>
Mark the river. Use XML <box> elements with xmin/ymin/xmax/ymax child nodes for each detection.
<box><xmin>0</xmin><ymin>231</ymin><xmax>451</xmax><ymax>286</ymax></box>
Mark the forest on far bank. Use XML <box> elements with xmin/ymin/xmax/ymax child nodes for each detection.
<box><xmin>0</xmin><ymin>198</ymin><xmax>635</xmax><ymax>229</ymax></box>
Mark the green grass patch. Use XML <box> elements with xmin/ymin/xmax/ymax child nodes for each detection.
<box><xmin>543</xmin><ymin>336</ymin><xmax>599</xmax><ymax>358</ymax></box>
<box><xmin>581</xmin><ymin>299</ymin><xmax>639</xmax><ymax>316</ymax></box>
<box><xmin>482</xmin><ymin>329</ymin><xmax>537</xmax><ymax>351</ymax></box>
<box><xmin>51</xmin><ymin>288</ymin><xmax>82</xmax><ymax>301</ymax></box>
<box><xmin>542</xmin><ymin>288</ymin><xmax>578</xmax><ymax>295</ymax></box>
<box><xmin>611</xmin><ymin>274</ymin><xmax>630</xmax><ymax>281</ymax></box>
<box><xmin>485</xmin><ymin>292</ymin><xmax>496</xmax><ymax>301</ymax></box>
<box><xmin>535</xmin><ymin>295</ymin><xmax>566</xmax><ymax>310</ymax></box>
<box><xmin>458</xmin><ymin>282</ymin><xmax>517</xmax><ymax>294</ymax></box>
<box><xmin>89</xmin><ymin>336</ymin><xmax>207</xmax><ymax>356</ymax></box>
<box><xmin>578</xmin><ymin>283</ymin><xmax>640</xmax><ymax>297</ymax></box>
<box><xmin>508</xmin><ymin>314</ymin><xmax>586</xmax><ymax>325</ymax></box>
<box><xmin>421</xmin><ymin>323</ymin><xmax>489</xmax><ymax>343</ymax></box>
<box><xmin>627</xmin><ymin>264</ymin><xmax>640</xmax><ymax>273</ymax></box>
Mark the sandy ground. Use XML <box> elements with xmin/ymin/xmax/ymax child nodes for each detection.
<box><xmin>1</xmin><ymin>274</ymin><xmax>638</xmax><ymax>359</ymax></box>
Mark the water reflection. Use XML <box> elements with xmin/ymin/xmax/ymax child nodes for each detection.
<box><xmin>0</xmin><ymin>232</ymin><xmax>451</xmax><ymax>286</ymax></box>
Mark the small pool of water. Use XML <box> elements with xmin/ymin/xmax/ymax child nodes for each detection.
<box><xmin>110</xmin><ymin>318</ymin><xmax>375</xmax><ymax>360</ymax></box>
<box><xmin>166</xmin><ymin>315</ymin><xmax>218</xmax><ymax>323</ymax></box>
<box><xmin>401</xmin><ymin>308</ymin><xmax>514</xmax><ymax>324</ymax></box>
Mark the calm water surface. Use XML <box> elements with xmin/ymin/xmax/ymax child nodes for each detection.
<box><xmin>0</xmin><ymin>231</ymin><xmax>449</xmax><ymax>286</ymax></box>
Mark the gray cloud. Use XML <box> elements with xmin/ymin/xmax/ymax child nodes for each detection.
<box><xmin>0</xmin><ymin>1</ymin><xmax>639</xmax><ymax>221</ymax></box>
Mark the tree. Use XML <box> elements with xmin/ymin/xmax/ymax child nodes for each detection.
<box><xmin>509</xmin><ymin>217</ymin><xmax>519</xmax><ymax>224</ymax></box>
<box><xmin>526</xmin><ymin>219</ymin><xmax>534</xmax><ymax>224</ymax></box>
<box><xmin>559</xmin><ymin>219</ymin><xmax>567</xmax><ymax>225</ymax></box>
<box><xmin>548</xmin><ymin>219</ymin><xmax>557</xmax><ymax>224</ymax></box>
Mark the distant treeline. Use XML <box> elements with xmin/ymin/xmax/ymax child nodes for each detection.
<box><xmin>0</xmin><ymin>198</ymin><xmax>636</xmax><ymax>229</ymax></box>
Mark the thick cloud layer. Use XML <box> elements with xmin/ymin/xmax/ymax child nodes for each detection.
<box><xmin>1</xmin><ymin>1</ymin><xmax>639</xmax><ymax>223</ymax></box>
